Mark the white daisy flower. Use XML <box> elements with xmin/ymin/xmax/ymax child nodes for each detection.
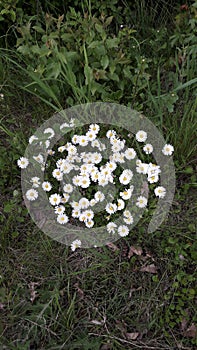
<box><xmin>85</xmin><ymin>220</ymin><xmax>94</xmax><ymax>228</ymax></box>
<box><xmin>30</xmin><ymin>177</ymin><xmax>40</xmax><ymax>188</ymax></box>
<box><xmin>72</xmin><ymin>209</ymin><xmax>81</xmax><ymax>218</ymax></box>
<box><xmin>26</xmin><ymin>188</ymin><xmax>38</xmax><ymax>201</ymax></box>
<box><xmin>58</xmin><ymin>145</ymin><xmax>66</xmax><ymax>153</ymax></box>
<box><xmin>105</xmin><ymin>203</ymin><xmax>117</xmax><ymax>214</ymax></box>
<box><xmin>118</xmin><ymin>225</ymin><xmax>129</xmax><ymax>237</ymax></box>
<box><xmin>107</xmin><ymin>222</ymin><xmax>117</xmax><ymax>234</ymax></box>
<box><xmin>162</xmin><ymin>144</ymin><xmax>174</xmax><ymax>156</ymax></box>
<box><xmin>54</xmin><ymin>205</ymin><xmax>65</xmax><ymax>215</ymax></box>
<box><xmin>148</xmin><ymin>175</ymin><xmax>159</xmax><ymax>184</ymax></box>
<box><xmin>119</xmin><ymin>169</ymin><xmax>133</xmax><ymax>185</ymax></box>
<box><xmin>57</xmin><ymin>213</ymin><xmax>69</xmax><ymax>225</ymax></box>
<box><xmin>72</xmin><ymin>134</ymin><xmax>80</xmax><ymax>144</ymax></box>
<box><xmin>136</xmin><ymin>162</ymin><xmax>149</xmax><ymax>174</ymax></box>
<box><xmin>17</xmin><ymin>157</ymin><xmax>29</xmax><ymax>169</ymax></box>
<box><xmin>79</xmin><ymin>176</ymin><xmax>91</xmax><ymax>189</ymax></box>
<box><xmin>91</xmin><ymin>171</ymin><xmax>99</xmax><ymax>182</ymax></box>
<box><xmin>60</xmin><ymin>162</ymin><xmax>73</xmax><ymax>174</ymax></box>
<box><xmin>49</xmin><ymin>193</ymin><xmax>61</xmax><ymax>206</ymax></box>
<box><xmin>123</xmin><ymin>216</ymin><xmax>134</xmax><ymax>225</ymax></box>
<box><xmin>70</xmin><ymin>201</ymin><xmax>80</xmax><ymax>209</ymax></box>
<box><xmin>94</xmin><ymin>191</ymin><xmax>105</xmax><ymax>202</ymax></box>
<box><xmin>42</xmin><ymin>181</ymin><xmax>52</xmax><ymax>192</ymax></box>
<box><xmin>71</xmin><ymin>239</ymin><xmax>81</xmax><ymax>251</ymax></box>
<box><xmin>123</xmin><ymin>209</ymin><xmax>132</xmax><ymax>218</ymax></box>
<box><xmin>67</xmin><ymin>145</ymin><xmax>77</xmax><ymax>155</ymax></box>
<box><xmin>52</xmin><ymin>169</ymin><xmax>63</xmax><ymax>180</ymax></box>
<box><xmin>147</xmin><ymin>163</ymin><xmax>161</xmax><ymax>176</ymax></box>
<box><xmin>136</xmin><ymin>196</ymin><xmax>148</xmax><ymax>208</ymax></box>
<box><xmin>86</xmin><ymin>130</ymin><xmax>97</xmax><ymax>141</ymax></box>
<box><xmin>124</xmin><ymin>148</ymin><xmax>136</xmax><ymax>160</ymax></box>
<box><xmin>47</xmin><ymin>149</ymin><xmax>55</xmax><ymax>156</ymax></box>
<box><xmin>92</xmin><ymin>152</ymin><xmax>102</xmax><ymax>164</ymax></box>
<box><xmin>89</xmin><ymin>124</ymin><xmax>100</xmax><ymax>133</ymax></box>
<box><xmin>117</xmin><ymin>199</ymin><xmax>125</xmax><ymax>210</ymax></box>
<box><xmin>44</xmin><ymin>128</ymin><xmax>55</xmax><ymax>139</ymax></box>
<box><xmin>136</xmin><ymin>130</ymin><xmax>147</xmax><ymax>142</ymax></box>
<box><xmin>61</xmin><ymin>193</ymin><xmax>70</xmax><ymax>203</ymax></box>
<box><xmin>33</xmin><ymin>154</ymin><xmax>44</xmax><ymax>164</ymax></box>
<box><xmin>143</xmin><ymin>144</ymin><xmax>153</xmax><ymax>154</ymax></box>
<box><xmin>106</xmin><ymin>130</ymin><xmax>116</xmax><ymax>138</ymax></box>
<box><xmin>63</xmin><ymin>184</ymin><xmax>73</xmax><ymax>193</ymax></box>
<box><xmin>83</xmin><ymin>209</ymin><xmax>94</xmax><ymax>221</ymax></box>
<box><xmin>120</xmin><ymin>186</ymin><xmax>134</xmax><ymax>200</ymax></box>
<box><xmin>106</xmin><ymin>161</ymin><xmax>117</xmax><ymax>172</ymax></box>
<box><xmin>79</xmin><ymin>197</ymin><xmax>90</xmax><ymax>209</ymax></box>
<box><xmin>91</xmin><ymin>139</ymin><xmax>100</xmax><ymax>148</ymax></box>
<box><xmin>79</xmin><ymin>135</ymin><xmax>88</xmax><ymax>147</ymax></box>
<box><xmin>29</xmin><ymin>135</ymin><xmax>38</xmax><ymax>144</ymax></box>
<box><xmin>154</xmin><ymin>186</ymin><xmax>166</xmax><ymax>198</ymax></box>
<box><xmin>98</xmin><ymin>176</ymin><xmax>108</xmax><ymax>187</ymax></box>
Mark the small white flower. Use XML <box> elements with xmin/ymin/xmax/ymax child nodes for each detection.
<box><xmin>30</xmin><ymin>177</ymin><xmax>40</xmax><ymax>188</ymax></box>
<box><xmin>90</xmin><ymin>199</ymin><xmax>97</xmax><ymax>207</ymax></box>
<box><xmin>105</xmin><ymin>203</ymin><xmax>117</xmax><ymax>214</ymax></box>
<box><xmin>85</xmin><ymin>220</ymin><xmax>94</xmax><ymax>228</ymax></box>
<box><xmin>72</xmin><ymin>134</ymin><xmax>80</xmax><ymax>144</ymax></box>
<box><xmin>120</xmin><ymin>186</ymin><xmax>134</xmax><ymax>200</ymax></box>
<box><xmin>106</xmin><ymin>130</ymin><xmax>116</xmax><ymax>138</ymax></box>
<box><xmin>71</xmin><ymin>239</ymin><xmax>81</xmax><ymax>251</ymax></box>
<box><xmin>162</xmin><ymin>144</ymin><xmax>174</xmax><ymax>156</ymax></box>
<box><xmin>89</xmin><ymin>124</ymin><xmax>100</xmax><ymax>133</ymax></box>
<box><xmin>136</xmin><ymin>196</ymin><xmax>148</xmax><ymax>208</ymax></box>
<box><xmin>148</xmin><ymin>175</ymin><xmax>159</xmax><ymax>184</ymax></box>
<box><xmin>63</xmin><ymin>184</ymin><xmax>73</xmax><ymax>193</ymax></box>
<box><xmin>49</xmin><ymin>193</ymin><xmax>61</xmax><ymax>206</ymax></box>
<box><xmin>117</xmin><ymin>199</ymin><xmax>125</xmax><ymax>210</ymax></box>
<box><xmin>118</xmin><ymin>225</ymin><xmax>129</xmax><ymax>237</ymax></box>
<box><xmin>61</xmin><ymin>193</ymin><xmax>70</xmax><ymax>203</ymax></box>
<box><xmin>136</xmin><ymin>163</ymin><xmax>149</xmax><ymax>174</ymax></box>
<box><xmin>26</xmin><ymin>188</ymin><xmax>38</xmax><ymax>201</ymax></box>
<box><xmin>58</xmin><ymin>145</ymin><xmax>66</xmax><ymax>153</ymax></box>
<box><xmin>52</xmin><ymin>169</ymin><xmax>63</xmax><ymax>180</ymax></box>
<box><xmin>67</xmin><ymin>144</ymin><xmax>77</xmax><ymax>155</ymax></box>
<box><xmin>71</xmin><ymin>201</ymin><xmax>80</xmax><ymax>209</ymax></box>
<box><xmin>57</xmin><ymin>213</ymin><xmax>69</xmax><ymax>225</ymax></box>
<box><xmin>136</xmin><ymin>130</ymin><xmax>147</xmax><ymax>142</ymax></box>
<box><xmin>86</xmin><ymin>130</ymin><xmax>97</xmax><ymax>141</ymax></box>
<box><xmin>17</xmin><ymin>157</ymin><xmax>29</xmax><ymax>169</ymax></box>
<box><xmin>154</xmin><ymin>186</ymin><xmax>166</xmax><ymax>198</ymax></box>
<box><xmin>119</xmin><ymin>169</ymin><xmax>133</xmax><ymax>185</ymax></box>
<box><xmin>72</xmin><ymin>209</ymin><xmax>81</xmax><ymax>218</ymax></box>
<box><xmin>54</xmin><ymin>205</ymin><xmax>65</xmax><ymax>214</ymax></box>
<box><xmin>83</xmin><ymin>209</ymin><xmax>94</xmax><ymax>221</ymax></box>
<box><xmin>79</xmin><ymin>176</ymin><xmax>91</xmax><ymax>189</ymax></box>
<box><xmin>42</xmin><ymin>181</ymin><xmax>52</xmax><ymax>191</ymax></box>
<box><xmin>79</xmin><ymin>135</ymin><xmax>88</xmax><ymax>147</ymax></box>
<box><xmin>94</xmin><ymin>191</ymin><xmax>105</xmax><ymax>202</ymax></box>
<box><xmin>124</xmin><ymin>148</ymin><xmax>136</xmax><ymax>160</ymax></box>
<box><xmin>33</xmin><ymin>154</ymin><xmax>44</xmax><ymax>164</ymax></box>
<box><xmin>79</xmin><ymin>197</ymin><xmax>90</xmax><ymax>209</ymax></box>
<box><xmin>143</xmin><ymin>144</ymin><xmax>153</xmax><ymax>154</ymax></box>
<box><xmin>123</xmin><ymin>216</ymin><xmax>134</xmax><ymax>225</ymax></box>
<box><xmin>107</xmin><ymin>222</ymin><xmax>117</xmax><ymax>234</ymax></box>
<box><xmin>123</xmin><ymin>210</ymin><xmax>132</xmax><ymax>218</ymax></box>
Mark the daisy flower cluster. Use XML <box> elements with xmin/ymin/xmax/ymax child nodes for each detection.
<box><xmin>17</xmin><ymin>121</ymin><xmax>174</xmax><ymax>251</ymax></box>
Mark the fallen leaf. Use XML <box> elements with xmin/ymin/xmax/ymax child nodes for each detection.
<box><xmin>106</xmin><ymin>242</ymin><xmax>119</xmax><ymax>251</ymax></box>
<box><xmin>128</xmin><ymin>246</ymin><xmax>142</xmax><ymax>259</ymax></box>
<box><xmin>140</xmin><ymin>264</ymin><xmax>157</xmax><ymax>274</ymax></box>
<box><xmin>126</xmin><ymin>332</ymin><xmax>139</xmax><ymax>340</ymax></box>
<box><xmin>28</xmin><ymin>282</ymin><xmax>39</xmax><ymax>302</ymax></box>
<box><xmin>184</xmin><ymin>323</ymin><xmax>197</xmax><ymax>338</ymax></box>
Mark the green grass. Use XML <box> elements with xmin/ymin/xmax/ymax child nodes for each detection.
<box><xmin>0</xmin><ymin>1</ymin><xmax>197</xmax><ymax>349</ymax></box>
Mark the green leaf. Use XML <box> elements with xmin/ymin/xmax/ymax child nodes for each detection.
<box><xmin>101</xmin><ymin>55</ymin><xmax>109</xmax><ymax>69</ymax></box>
<box><xmin>32</xmin><ymin>25</ymin><xmax>45</xmax><ymax>34</ymax></box>
<box><xmin>84</xmin><ymin>65</ymin><xmax>93</xmax><ymax>85</ymax></box>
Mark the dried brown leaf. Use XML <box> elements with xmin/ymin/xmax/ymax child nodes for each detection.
<box><xmin>126</xmin><ymin>332</ymin><xmax>139</xmax><ymax>340</ymax></box>
<box><xmin>140</xmin><ymin>264</ymin><xmax>157</xmax><ymax>274</ymax></box>
<box><xmin>74</xmin><ymin>283</ymin><xmax>84</xmax><ymax>299</ymax></box>
<box><xmin>128</xmin><ymin>246</ymin><xmax>142</xmax><ymax>259</ymax></box>
<box><xmin>106</xmin><ymin>242</ymin><xmax>119</xmax><ymax>251</ymax></box>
